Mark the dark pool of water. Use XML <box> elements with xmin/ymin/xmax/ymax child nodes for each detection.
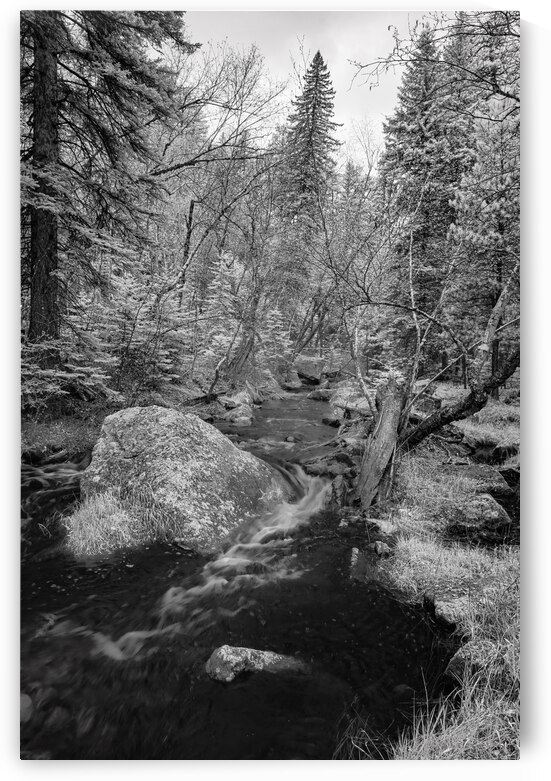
<box><xmin>20</xmin><ymin>393</ymin><xmax>457</xmax><ymax>760</ymax></box>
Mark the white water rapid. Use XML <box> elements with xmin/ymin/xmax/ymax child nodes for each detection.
<box><xmin>157</xmin><ymin>464</ymin><xmax>330</xmax><ymax>637</ymax></box>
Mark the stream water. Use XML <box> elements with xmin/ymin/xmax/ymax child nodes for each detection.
<box><xmin>20</xmin><ymin>393</ymin><xmax>457</xmax><ymax>760</ymax></box>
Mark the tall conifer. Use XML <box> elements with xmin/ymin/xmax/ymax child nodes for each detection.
<box><xmin>285</xmin><ymin>51</ymin><xmax>341</xmax><ymax>216</ymax></box>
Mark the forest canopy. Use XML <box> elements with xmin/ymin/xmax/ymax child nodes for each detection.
<box><xmin>20</xmin><ymin>10</ymin><xmax>520</xmax><ymax>430</ymax></box>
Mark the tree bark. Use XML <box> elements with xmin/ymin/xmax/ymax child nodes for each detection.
<box><xmin>28</xmin><ymin>14</ymin><xmax>60</xmax><ymax>342</ymax></box>
<box><xmin>357</xmin><ymin>375</ymin><xmax>406</xmax><ymax>509</ymax></box>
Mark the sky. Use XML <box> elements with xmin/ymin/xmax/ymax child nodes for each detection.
<box><xmin>183</xmin><ymin>10</ymin><xmax>423</xmax><ymax>154</ymax></box>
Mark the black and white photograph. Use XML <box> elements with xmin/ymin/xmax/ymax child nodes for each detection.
<box><xmin>17</xmin><ymin>3</ymin><xmax>528</xmax><ymax>763</ymax></box>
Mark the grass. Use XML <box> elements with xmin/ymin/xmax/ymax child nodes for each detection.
<box><xmin>422</xmin><ymin>384</ymin><xmax>521</xmax><ymax>452</ymax></box>
<box><xmin>390</xmin><ymin>678</ymin><xmax>519</xmax><ymax>760</ymax></box>
<box><xmin>339</xmin><ymin>440</ymin><xmax>520</xmax><ymax>760</ymax></box>
<box><xmin>335</xmin><ymin>675</ymin><xmax>519</xmax><ymax>761</ymax></box>
<box><xmin>21</xmin><ymin>400</ymin><xmax>121</xmax><ymax>457</ymax></box>
<box><xmin>64</xmin><ymin>484</ymin><xmax>180</xmax><ymax>558</ymax></box>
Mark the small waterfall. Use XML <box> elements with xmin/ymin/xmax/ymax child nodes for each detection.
<box><xmin>157</xmin><ymin>464</ymin><xmax>330</xmax><ymax>638</ymax></box>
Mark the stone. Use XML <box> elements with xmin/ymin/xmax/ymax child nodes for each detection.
<box><xmin>445</xmin><ymin>638</ymin><xmax>518</xmax><ymax>690</ymax></box>
<box><xmin>222</xmin><ymin>389</ymin><xmax>254</xmax><ymax>425</ymax></box>
<box><xmin>322</xmin><ymin>415</ymin><xmax>341</xmax><ymax>428</ymax></box>
<box><xmin>20</xmin><ymin>693</ymin><xmax>33</xmax><ymax>724</ymax></box>
<box><xmin>432</xmin><ymin>595</ymin><xmax>472</xmax><ymax>627</ymax></box>
<box><xmin>444</xmin><ymin>639</ymin><xmax>497</xmax><ymax>681</ymax></box>
<box><xmin>282</xmin><ymin>370</ymin><xmax>303</xmax><ymax>390</ymax></box>
<box><xmin>218</xmin><ymin>396</ymin><xmax>238</xmax><ymax>410</ymax></box>
<box><xmin>439</xmin><ymin>463</ymin><xmax>513</xmax><ymax>503</ymax></box>
<box><xmin>369</xmin><ymin>518</ymin><xmax>398</xmax><ymax>536</ymax></box>
<box><xmin>307</xmin><ymin>388</ymin><xmax>333</xmax><ymax>401</ymax></box>
<box><xmin>330</xmin><ymin>380</ymin><xmax>376</xmax><ymax>418</ymax></box>
<box><xmin>205</xmin><ymin>644</ymin><xmax>310</xmax><ymax>683</ymax></box>
<box><xmin>445</xmin><ymin>493</ymin><xmax>512</xmax><ymax>541</ymax></box>
<box><xmin>367</xmin><ymin>540</ymin><xmax>392</xmax><ymax>558</ymax></box>
<box><xmin>78</xmin><ymin>406</ymin><xmax>287</xmax><ymax>556</ymax></box>
<box><xmin>292</xmin><ymin>356</ymin><xmax>325</xmax><ymax>383</ymax></box>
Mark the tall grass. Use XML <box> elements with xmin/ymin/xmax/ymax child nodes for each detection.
<box><xmin>390</xmin><ymin>678</ymin><xmax>519</xmax><ymax>760</ymax></box>
<box><xmin>338</xmin><ymin>446</ymin><xmax>520</xmax><ymax>760</ymax></box>
<box><xmin>64</xmin><ymin>484</ymin><xmax>180</xmax><ymax>557</ymax></box>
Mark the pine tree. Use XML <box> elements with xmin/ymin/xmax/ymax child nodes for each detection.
<box><xmin>378</xmin><ymin>24</ymin><xmax>474</xmax><ymax>372</ymax></box>
<box><xmin>20</xmin><ymin>11</ymin><xmax>197</xmax><ymax>343</ymax></box>
<box><xmin>285</xmin><ymin>51</ymin><xmax>341</xmax><ymax>217</ymax></box>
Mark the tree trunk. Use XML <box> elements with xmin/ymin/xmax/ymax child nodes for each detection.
<box><xmin>399</xmin><ymin>347</ymin><xmax>519</xmax><ymax>451</ymax></box>
<box><xmin>178</xmin><ymin>199</ymin><xmax>195</xmax><ymax>308</ymax></box>
<box><xmin>28</xmin><ymin>15</ymin><xmax>60</xmax><ymax>342</ymax></box>
<box><xmin>357</xmin><ymin>375</ymin><xmax>406</xmax><ymax>509</ymax></box>
<box><xmin>490</xmin><ymin>338</ymin><xmax>500</xmax><ymax>400</ymax></box>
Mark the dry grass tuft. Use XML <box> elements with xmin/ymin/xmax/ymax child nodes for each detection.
<box><xmin>379</xmin><ymin>535</ymin><xmax>519</xmax><ymax>599</ymax></box>
<box><xmin>390</xmin><ymin>455</ymin><xmax>475</xmax><ymax>535</ymax></box>
<box><xmin>64</xmin><ymin>484</ymin><xmax>181</xmax><ymax>557</ymax></box>
<box><xmin>390</xmin><ymin>680</ymin><xmax>519</xmax><ymax>760</ymax></box>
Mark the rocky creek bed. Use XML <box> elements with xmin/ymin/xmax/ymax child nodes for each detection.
<box><xmin>20</xmin><ymin>391</ymin><xmax>466</xmax><ymax>759</ymax></box>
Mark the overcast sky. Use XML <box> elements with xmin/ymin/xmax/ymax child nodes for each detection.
<box><xmin>183</xmin><ymin>10</ymin><xmax>423</xmax><ymax>153</ymax></box>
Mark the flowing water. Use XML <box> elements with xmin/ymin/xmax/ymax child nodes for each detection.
<box><xmin>21</xmin><ymin>394</ymin><xmax>457</xmax><ymax>760</ymax></box>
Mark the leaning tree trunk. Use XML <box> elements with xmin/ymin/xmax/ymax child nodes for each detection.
<box><xmin>28</xmin><ymin>15</ymin><xmax>60</xmax><ymax>343</ymax></box>
<box><xmin>357</xmin><ymin>374</ymin><xmax>406</xmax><ymax>510</ymax></box>
<box><xmin>399</xmin><ymin>347</ymin><xmax>520</xmax><ymax>451</ymax></box>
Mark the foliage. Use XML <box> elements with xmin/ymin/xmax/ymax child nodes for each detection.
<box><xmin>284</xmin><ymin>50</ymin><xmax>341</xmax><ymax>216</ymax></box>
<box><xmin>19</xmin><ymin>11</ymin><xmax>519</xmax><ymax>449</ymax></box>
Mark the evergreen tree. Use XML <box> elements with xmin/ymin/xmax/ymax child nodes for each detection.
<box><xmin>285</xmin><ymin>51</ymin><xmax>341</xmax><ymax>217</ymax></box>
<box><xmin>20</xmin><ymin>10</ymin><xmax>197</xmax><ymax>343</ymax></box>
<box><xmin>378</xmin><ymin>24</ymin><xmax>474</xmax><ymax>372</ymax></box>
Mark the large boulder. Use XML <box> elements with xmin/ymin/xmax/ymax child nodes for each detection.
<box><xmin>330</xmin><ymin>380</ymin><xmax>376</xmax><ymax>419</ymax></box>
<box><xmin>438</xmin><ymin>463</ymin><xmax>514</xmax><ymax>508</ymax></box>
<box><xmin>77</xmin><ymin>406</ymin><xmax>287</xmax><ymax>556</ymax></box>
<box><xmin>292</xmin><ymin>356</ymin><xmax>325</xmax><ymax>384</ymax></box>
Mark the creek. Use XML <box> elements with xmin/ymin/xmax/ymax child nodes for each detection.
<box><xmin>20</xmin><ymin>392</ymin><xmax>457</xmax><ymax>760</ymax></box>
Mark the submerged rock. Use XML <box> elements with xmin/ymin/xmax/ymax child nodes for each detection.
<box><xmin>76</xmin><ymin>406</ymin><xmax>287</xmax><ymax>556</ymax></box>
<box><xmin>20</xmin><ymin>693</ymin><xmax>33</xmax><ymax>724</ymax></box>
<box><xmin>206</xmin><ymin>644</ymin><xmax>310</xmax><ymax>683</ymax></box>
